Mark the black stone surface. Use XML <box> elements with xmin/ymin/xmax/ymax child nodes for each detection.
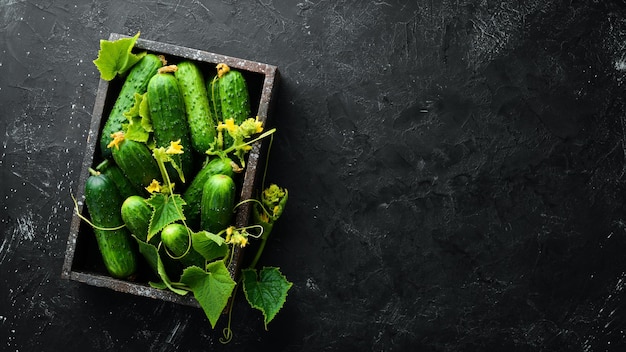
<box><xmin>2</xmin><ymin>1</ymin><xmax>626</xmax><ymax>351</ymax></box>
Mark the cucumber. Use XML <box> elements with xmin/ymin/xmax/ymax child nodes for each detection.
<box><xmin>182</xmin><ymin>157</ymin><xmax>235</xmax><ymax>229</ymax></box>
<box><xmin>175</xmin><ymin>61</ymin><xmax>216</xmax><ymax>154</ymax></box>
<box><xmin>120</xmin><ymin>195</ymin><xmax>154</xmax><ymax>244</ymax></box>
<box><xmin>84</xmin><ymin>169</ymin><xmax>138</xmax><ymax>279</ymax></box>
<box><xmin>147</xmin><ymin>72</ymin><xmax>194</xmax><ymax>183</ymax></box>
<box><xmin>161</xmin><ymin>223</ymin><xmax>205</xmax><ymax>269</ymax></box>
<box><xmin>100</xmin><ymin>53</ymin><xmax>163</xmax><ymax>159</ymax></box>
<box><xmin>111</xmin><ymin>135</ymin><xmax>161</xmax><ymax>192</ymax></box>
<box><xmin>95</xmin><ymin>159</ymin><xmax>140</xmax><ymax>199</ymax></box>
<box><xmin>216</xmin><ymin>63</ymin><xmax>251</xmax><ymax>125</ymax></box>
<box><xmin>201</xmin><ymin>173</ymin><xmax>236</xmax><ymax>234</ymax></box>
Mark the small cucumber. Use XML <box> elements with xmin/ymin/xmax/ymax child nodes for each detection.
<box><xmin>175</xmin><ymin>61</ymin><xmax>216</xmax><ymax>154</ymax></box>
<box><xmin>120</xmin><ymin>195</ymin><xmax>154</xmax><ymax>244</ymax></box>
<box><xmin>201</xmin><ymin>173</ymin><xmax>236</xmax><ymax>234</ymax></box>
<box><xmin>84</xmin><ymin>169</ymin><xmax>138</xmax><ymax>279</ymax></box>
<box><xmin>111</xmin><ymin>135</ymin><xmax>161</xmax><ymax>192</ymax></box>
<box><xmin>147</xmin><ymin>71</ymin><xmax>194</xmax><ymax>183</ymax></box>
<box><xmin>216</xmin><ymin>63</ymin><xmax>251</xmax><ymax>125</ymax></box>
<box><xmin>182</xmin><ymin>157</ymin><xmax>235</xmax><ymax>229</ymax></box>
<box><xmin>100</xmin><ymin>53</ymin><xmax>163</xmax><ymax>159</ymax></box>
<box><xmin>161</xmin><ymin>223</ymin><xmax>205</xmax><ymax>269</ymax></box>
<box><xmin>95</xmin><ymin>159</ymin><xmax>140</xmax><ymax>199</ymax></box>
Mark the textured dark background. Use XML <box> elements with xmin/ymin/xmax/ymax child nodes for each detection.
<box><xmin>3</xmin><ymin>1</ymin><xmax>626</xmax><ymax>351</ymax></box>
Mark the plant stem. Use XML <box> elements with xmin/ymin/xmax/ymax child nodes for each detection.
<box><xmin>248</xmin><ymin>222</ymin><xmax>273</xmax><ymax>269</ymax></box>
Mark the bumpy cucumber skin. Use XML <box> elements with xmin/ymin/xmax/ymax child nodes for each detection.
<box><xmin>161</xmin><ymin>223</ymin><xmax>205</xmax><ymax>269</ymax></box>
<box><xmin>147</xmin><ymin>73</ymin><xmax>194</xmax><ymax>182</ymax></box>
<box><xmin>111</xmin><ymin>138</ymin><xmax>161</xmax><ymax>191</ymax></box>
<box><xmin>200</xmin><ymin>174</ymin><xmax>236</xmax><ymax>234</ymax></box>
<box><xmin>100</xmin><ymin>54</ymin><xmax>163</xmax><ymax>159</ymax></box>
<box><xmin>84</xmin><ymin>173</ymin><xmax>138</xmax><ymax>279</ymax></box>
<box><xmin>175</xmin><ymin>61</ymin><xmax>216</xmax><ymax>154</ymax></box>
<box><xmin>96</xmin><ymin>159</ymin><xmax>140</xmax><ymax>199</ymax></box>
<box><xmin>218</xmin><ymin>69</ymin><xmax>251</xmax><ymax>125</ymax></box>
<box><xmin>120</xmin><ymin>195</ymin><xmax>153</xmax><ymax>244</ymax></box>
<box><xmin>182</xmin><ymin>157</ymin><xmax>235</xmax><ymax>229</ymax></box>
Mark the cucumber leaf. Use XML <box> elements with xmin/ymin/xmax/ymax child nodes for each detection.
<box><xmin>93</xmin><ymin>32</ymin><xmax>145</xmax><ymax>81</ymax></box>
<box><xmin>139</xmin><ymin>93</ymin><xmax>152</xmax><ymax>132</ymax></box>
<box><xmin>146</xmin><ymin>194</ymin><xmax>186</xmax><ymax>242</ymax></box>
<box><xmin>241</xmin><ymin>267</ymin><xmax>292</xmax><ymax>329</ymax></box>
<box><xmin>133</xmin><ymin>235</ymin><xmax>189</xmax><ymax>296</ymax></box>
<box><xmin>123</xmin><ymin>92</ymin><xmax>152</xmax><ymax>142</ymax></box>
<box><xmin>180</xmin><ymin>262</ymin><xmax>236</xmax><ymax>328</ymax></box>
<box><xmin>191</xmin><ymin>230</ymin><xmax>228</xmax><ymax>261</ymax></box>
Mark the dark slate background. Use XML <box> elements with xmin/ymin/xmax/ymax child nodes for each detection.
<box><xmin>3</xmin><ymin>0</ymin><xmax>626</xmax><ymax>351</ymax></box>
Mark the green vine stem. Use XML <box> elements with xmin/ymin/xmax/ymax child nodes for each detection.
<box><xmin>247</xmin><ymin>222</ymin><xmax>273</xmax><ymax>270</ymax></box>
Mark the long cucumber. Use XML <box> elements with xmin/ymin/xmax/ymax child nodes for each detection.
<box><xmin>100</xmin><ymin>53</ymin><xmax>163</xmax><ymax>159</ymax></box>
<box><xmin>84</xmin><ymin>169</ymin><xmax>138</xmax><ymax>279</ymax></box>
<box><xmin>147</xmin><ymin>71</ymin><xmax>194</xmax><ymax>185</ymax></box>
<box><xmin>175</xmin><ymin>61</ymin><xmax>216</xmax><ymax>154</ymax></box>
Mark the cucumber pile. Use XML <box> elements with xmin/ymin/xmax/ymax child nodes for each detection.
<box><xmin>85</xmin><ymin>57</ymin><xmax>254</xmax><ymax>280</ymax></box>
<box><xmin>81</xmin><ymin>33</ymin><xmax>291</xmax><ymax>336</ymax></box>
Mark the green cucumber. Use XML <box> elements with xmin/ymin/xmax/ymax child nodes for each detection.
<box><xmin>120</xmin><ymin>195</ymin><xmax>153</xmax><ymax>244</ymax></box>
<box><xmin>200</xmin><ymin>173</ymin><xmax>236</xmax><ymax>234</ymax></box>
<box><xmin>111</xmin><ymin>135</ymin><xmax>161</xmax><ymax>192</ymax></box>
<box><xmin>147</xmin><ymin>71</ymin><xmax>194</xmax><ymax>183</ymax></box>
<box><xmin>100</xmin><ymin>53</ymin><xmax>163</xmax><ymax>159</ymax></box>
<box><xmin>182</xmin><ymin>157</ymin><xmax>235</xmax><ymax>229</ymax></box>
<box><xmin>95</xmin><ymin>159</ymin><xmax>140</xmax><ymax>199</ymax></box>
<box><xmin>84</xmin><ymin>169</ymin><xmax>138</xmax><ymax>279</ymax></box>
<box><xmin>175</xmin><ymin>61</ymin><xmax>216</xmax><ymax>154</ymax></box>
<box><xmin>216</xmin><ymin>63</ymin><xmax>251</xmax><ymax>125</ymax></box>
<box><xmin>161</xmin><ymin>223</ymin><xmax>205</xmax><ymax>269</ymax></box>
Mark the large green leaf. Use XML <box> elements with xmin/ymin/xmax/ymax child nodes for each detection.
<box><xmin>180</xmin><ymin>262</ymin><xmax>236</xmax><ymax>328</ymax></box>
<box><xmin>241</xmin><ymin>267</ymin><xmax>292</xmax><ymax>329</ymax></box>
<box><xmin>133</xmin><ymin>235</ymin><xmax>188</xmax><ymax>296</ymax></box>
<box><xmin>191</xmin><ymin>231</ymin><xmax>228</xmax><ymax>261</ymax></box>
<box><xmin>93</xmin><ymin>32</ymin><xmax>145</xmax><ymax>81</ymax></box>
<box><xmin>146</xmin><ymin>193</ymin><xmax>186</xmax><ymax>242</ymax></box>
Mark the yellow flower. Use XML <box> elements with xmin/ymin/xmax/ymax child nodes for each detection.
<box><xmin>217</xmin><ymin>118</ymin><xmax>237</xmax><ymax>134</ymax></box>
<box><xmin>145</xmin><ymin>179</ymin><xmax>161</xmax><ymax>193</ymax></box>
<box><xmin>258</xmin><ymin>211</ymin><xmax>269</xmax><ymax>223</ymax></box>
<box><xmin>216</xmin><ymin>63</ymin><xmax>230</xmax><ymax>78</ymax></box>
<box><xmin>224</xmin><ymin>226</ymin><xmax>248</xmax><ymax>247</ymax></box>
<box><xmin>107</xmin><ymin>131</ymin><xmax>125</xmax><ymax>150</ymax></box>
<box><xmin>166</xmin><ymin>139</ymin><xmax>184</xmax><ymax>154</ymax></box>
<box><xmin>230</xmin><ymin>233</ymin><xmax>248</xmax><ymax>247</ymax></box>
<box><xmin>225</xmin><ymin>226</ymin><xmax>234</xmax><ymax>242</ymax></box>
<box><xmin>239</xmin><ymin>117</ymin><xmax>264</xmax><ymax>137</ymax></box>
<box><xmin>253</xmin><ymin>116</ymin><xmax>263</xmax><ymax>133</ymax></box>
